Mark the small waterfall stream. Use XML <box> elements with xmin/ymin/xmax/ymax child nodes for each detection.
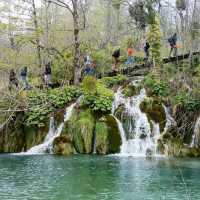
<box><xmin>191</xmin><ymin>117</ymin><xmax>200</xmax><ymax>148</ymax></box>
<box><xmin>113</xmin><ymin>83</ymin><xmax>161</xmax><ymax>157</ymax></box>
<box><xmin>163</xmin><ymin>105</ymin><xmax>176</xmax><ymax>134</ymax></box>
<box><xmin>24</xmin><ymin>103</ymin><xmax>76</xmax><ymax>155</ymax></box>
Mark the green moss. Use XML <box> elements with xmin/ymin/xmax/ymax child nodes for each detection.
<box><xmin>53</xmin><ymin>136</ymin><xmax>74</xmax><ymax>155</ymax></box>
<box><xmin>95</xmin><ymin>121</ymin><xmax>109</xmax><ymax>154</ymax></box>
<box><xmin>180</xmin><ymin>147</ymin><xmax>200</xmax><ymax>157</ymax></box>
<box><xmin>99</xmin><ymin>75</ymin><xmax>128</xmax><ymax>88</ymax></box>
<box><xmin>0</xmin><ymin>113</ymin><xmax>25</xmax><ymax>153</ymax></box>
<box><xmin>122</xmin><ymin>84</ymin><xmax>138</xmax><ymax>97</ymax></box>
<box><xmin>95</xmin><ymin>115</ymin><xmax>122</xmax><ymax>154</ymax></box>
<box><xmin>140</xmin><ymin>97</ymin><xmax>166</xmax><ymax>132</ymax></box>
<box><xmin>114</xmin><ymin>105</ymin><xmax>125</xmax><ymax>119</ymax></box>
<box><xmin>54</xmin><ymin>109</ymin><xmax>65</xmax><ymax>125</ymax></box>
<box><xmin>63</xmin><ymin>109</ymin><xmax>95</xmax><ymax>154</ymax></box>
<box><xmin>24</xmin><ymin>123</ymin><xmax>49</xmax><ymax>151</ymax></box>
<box><xmin>105</xmin><ymin>115</ymin><xmax>122</xmax><ymax>153</ymax></box>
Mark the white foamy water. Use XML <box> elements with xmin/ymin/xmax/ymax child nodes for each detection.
<box><xmin>191</xmin><ymin>116</ymin><xmax>200</xmax><ymax>148</ymax></box>
<box><xmin>112</xmin><ymin>83</ymin><xmax>161</xmax><ymax>157</ymax></box>
<box><xmin>23</xmin><ymin>103</ymin><xmax>76</xmax><ymax>155</ymax></box>
<box><xmin>163</xmin><ymin>105</ymin><xmax>176</xmax><ymax>134</ymax></box>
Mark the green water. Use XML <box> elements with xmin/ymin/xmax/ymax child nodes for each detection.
<box><xmin>0</xmin><ymin>155</ymin><xmax>200</xmax><ymax>200</ymax></box>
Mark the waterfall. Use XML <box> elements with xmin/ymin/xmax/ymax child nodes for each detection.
<box><xmin>24</xmin><ymin>103</ymin><xmax>76</xmax><ymax>155</ymax></box>
<box><xmin>163</xmin><ymin>105</ymin><xmax>176</xmax><ymax>134</ymax></box>
<box><xmin>112</xmin><ymin>115</ymin><xmax>127</xmax><ymax>153</ymax></box>
<box><xmin>190</xmin><ymin>117</ymin><xmax>200</xmax><ymax>148</ymax></box>
<box><xmin>113</xmin><ymin>84</ymin><xmax>160</xmax><ymax>157</ymax></box>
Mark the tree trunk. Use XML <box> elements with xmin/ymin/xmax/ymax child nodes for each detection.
<box><xmin>73</xmin><ymin>0</ymin><xmax>81</xmax><ymax>85</ymax></box>
<box><xmin>189</xmin><ymin>0</ymin><xmax>198</xmax><ymax>67</ymax></box>
<box><xmin>32</xmin><ymin>0</ymin><xmax>42</xmax><ymax>68</ymax></box>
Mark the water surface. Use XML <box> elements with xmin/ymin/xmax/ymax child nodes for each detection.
<box><xmin>0</xmin><ymin>155</ymin><xmax>199</xmax><ymax>200</ymax></box>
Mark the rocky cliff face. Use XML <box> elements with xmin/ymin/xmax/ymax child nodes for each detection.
<box><xmin>58</xmin><ymin>108</ymin><xmax>122</xmax><ymax>155</ymax></box>
<box><xmin>0</xmin><ymin>89</ymin><xmax>199</xmax><ymax>157</ymax></box>
<box><xmin>0</xmin><ymin>113</ymin><xmax>49</xmax><ymax>153</ymax></box>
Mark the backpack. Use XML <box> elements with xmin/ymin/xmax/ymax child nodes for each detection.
<box><xmin>20</xmin><ymin>68</ymin><xmax>27</xmax><ymax>76</ymax></box>
<box><xmin>145</xmin><ymin>42</ymin><xmax>150</xmax><ymax>49</ymax></box>
<box><xmin>112</xmin><ymin>49</ymin><xmax>120</xmax><ymax>58</ymax></box>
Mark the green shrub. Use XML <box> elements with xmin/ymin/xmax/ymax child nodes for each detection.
<box><xmin>99</xmin><ymin>75</ymin><xmax>128</xmax><ymax>88</ymax></box>
<box><xmin>83</xmin><ymin>95</ymin><xmax>113</xmax><ymax>113</ymax></box>
<box><xmin>144</xmin><ymin>74</ymin><xmax>170</xmax><ymax>97</ymax></box>
<box><xmin>82</xmin><ymin>81</ymin><xmax>114</xmax><ymax>114</ymax></box>
<box><xmin>173</xmin><ymin>91</ymin><xmax>200</xmax><ymax>112</ymax></box>
<box><xmin>82</xmin><ymin>76</ymin><xmax>97</xmax><ymax>94</ymax></box>
<box><xmin>25</xmin><ymin>86</ymin><xmax>82</xmax><ymax>127</ymax></box>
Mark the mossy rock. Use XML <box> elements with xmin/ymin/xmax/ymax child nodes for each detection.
<box><xmin>114</xmin><ymin>104</ymin><xmax>125</xmax><ymax>119</ymax></box>
<box><xmin>0</xmin><ymin>112</ymin><xmax>49</xmax><ymax>153</ymax></box>
<box><xmin>140</xmin><ymin>97</ymin><xmax>166</xmax><ymax>132</ymax></box>
<box><xmin>122</xmin><ymin>84</ymin><xmax>138</xmax><ymax>97</ymax></box>
<box><xmin>95</xmin><ymin>121</ymin><xmax>109</xmax><ymax>154</ymax></box>
<box><xmin>95</xmin><ymin>115</ymin><xmax>122</xmax><ymax>154</ymax></box>
<box><xmin>157</xmin><ymin>139</ymin><xmax>165</xmax><ymax>154</ymax></box>
<box><xmin>160</xmin><ymin>130</ymin><xmax>184</xmax><ymax>157</ymax></box>
<box><xmin>0</xmin><ymin>113</ymin><xmax>26</xmax><ymax>153</ymax></box>
<box><xmin>54</xmin><ymin>109</ymin><xmax>65</xmax><ymax>125</ymax></box>
<box><xmin>63</xmin><ymin>109</ymin><xmax>95</xmax><ymax>154</ymax></box>
<box><xmin>105</xmin><ymin>115</ymin><xmax>122</xmax><ymax>153</ymax></box>
<box><xmin>180</xmin><ymin>147</ymin><xmax>200</xmax><ymax>157</ymax></box>
<box><xmin>24</xmin><ymin>118</ymin><xmax>49</xmax><ymax>151</ymax></box>
<box><xmin>114</xmin><ymin>105</ymin><xmax>135</xmax><ymax>140</ymax></box>
<box><xmin>53</xmin><ymin>136</ymin><xmax>74</xmax><ymax>155</ymax></box>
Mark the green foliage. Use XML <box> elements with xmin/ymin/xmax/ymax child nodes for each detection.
<box><xmin>91</xmin><ymin>48</ymin><xmax>112</xmax><ymax>74</ymax></box>
<box><xmin>129</xmin><ymin>0</ymin><xmax>160</xmax><ymax>29</ymax></box>
<box><xmin>52</xmin><ymin>50</ymin><xmax>74</xmax><ymax>84</ymax></box>
<box><xmin>82</xmin><ymin>76</ymin><xmax>97</xmax><ymax>94</ymax></box>
<box><xmin>81</xmin><ymin>76</ymin><xmax>113</xmax><ymax>113</ymax></box>
<box><xmin>82</xmin><ymin>80</ymin><xmax>114</xmax><ymax>114</ymax></box>
<box><xmin>144</xmin><ymin>74</ymin><xmax>170</xmax><ymax>97</ymax></box>
<box><xmin>129</xmin><ymin>1</ymin><xmax>146</xmax><ymax>29</ymax></box>
<box><xmin>99</xmin><ymin>75</ymin><xmax>128</xmax><ymax>88</ymax></box>
<box><xmin>122</xmin><ymin>84</ymin><xmax>138</xmax><ymax>97</ymax></box>
<box><xmin>49</xmin><ymin>86</ymin><xmax>82</xmax><ymax>108</ymax></box>
<box><xmin>147</xmin><ymin>18</ymin><xmax>162</xmax><ymax>66</ymax></box>
<box><xmin>25</xmin><ymin>86</ymin><xmax>82</xmax><ymax>127</ymax></box>
<box><xmin>173</xmin><ymin>92</ymin><xmax>200</xmax><ymax>112</ymax></box>
<box><xmin>96</xmin><ymin>82</ymin><xmax>114</xmax><ymax>98</ymax></box>
<box><xmin>84</xmin><ymin>95</ymin><xmax>113</xmax><ymax>113</ymax></box>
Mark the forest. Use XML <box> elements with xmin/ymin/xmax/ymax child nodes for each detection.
<box><xmin>0</xmin><ymin>0</ymin><xmax>200</xmax><ymax>199</ymax></box>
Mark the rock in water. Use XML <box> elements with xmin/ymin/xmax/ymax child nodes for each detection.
<box><xmin>53</xmin><ymin>136</ymin><xmax>74</xmax><ymax>155</ymax></box>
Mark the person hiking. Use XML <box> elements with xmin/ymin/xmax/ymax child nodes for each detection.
<box><xmin>112</xmin><ymin>48</ymin><xmax>120</xmax><ymax>71</ymax></box>
<box><xmin>168</xmin><ymin>33</ymin><xmax>178</xmax><ymax>57</ymax></box>
<box><xmin>144</xmin><ymin>41</ymin><xmax>150</xmax><ymax>60</ymax></box>
<box><xmin>90</xmin><ymin>60</ymin><xmax>97</xmax><ymax>76</ymax></box>
<box><xmin>84</xmin><ymin>54</ymin><xmax>91</xmax><ymax>66</ymax></box>
<box><xmin>84</xmin><ymin>64</ymin><xmax>91</xmax><ymax>76</ymax></box>
<box><xmin>9</xmin><ymin>69</ymin><xmax>18</xmax><ymax>90</ymax></box>
<box><xmin>125</xmin><ymin>47</ymin><xmax>134</xmax><ymax>65</ymax></box>
<box><xmin>44</xmin><ymin>62</ymin><xmax>52</xmax><ymax>87</ymax></box>
<box><xmin>20</xmin><ymin>66</ymin><xmax>29</xmax><ymax>90</ymax></box>
<box><xmin>84</xmin><ymin>62</ymin><xmax>95</xmax><ymax>77</ymax></box>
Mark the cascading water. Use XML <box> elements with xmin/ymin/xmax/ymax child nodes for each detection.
<box><xmin>24</xmin><ymin>103</ymin><xmax>76</xmax><ymax>155</ymax></box>
<box><xmin>163</xmin><ymin>105</ymin><xmax>176</xmax><ymax>134</ymax></box>
<box><xmin>190</xmin><ymin>117</ymin><xmax>200</xmax><ymax>148</ymax></box>
<box><xmin>113</xmin><ymin>82</ymin><xmax>160</xmax><ymax>157</ymax></box>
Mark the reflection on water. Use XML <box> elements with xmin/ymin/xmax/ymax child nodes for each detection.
<box><xmin>0</xmin><ymin>155</ymin><xmax>199</xmax><ymax>200</ymax></box>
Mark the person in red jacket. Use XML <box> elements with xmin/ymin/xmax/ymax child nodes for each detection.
<box><xmin>125</xmin><ymin>47</ymin><xmax>134</xmax><ymax>65</ymax></box>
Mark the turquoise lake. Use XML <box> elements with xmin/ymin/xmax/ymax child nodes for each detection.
<box><xmin>0</xmin><ymin>155</ymin><xmax>199</xmax><ymax>200</ymax></box>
